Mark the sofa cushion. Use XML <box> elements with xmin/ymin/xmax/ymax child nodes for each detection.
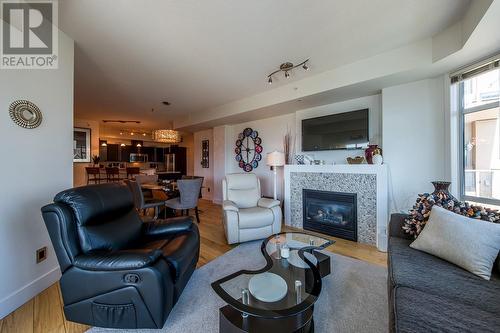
<box><xmin>389</xmin><ymin>237</ymin><xmax>500</xmax><ymax>315</ymax></box>
<box><xmin>394</xmin><ymin>286</ymin><xmax>500</xmax><ymax>333</ymax></box>
<box><xmin>410</xmin><ymin>206</ymin><xmax>500</xmax><ymax>280</ymax></box>
<box><xmin>238</xmin><ymin>207</ymin><xmax>274</xmax><ymax>229</ymax></box>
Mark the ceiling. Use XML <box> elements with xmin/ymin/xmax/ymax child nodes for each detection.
<box><xmin>60</xmin><ymin>0</ymin><xmax>470</xmax><ymax>130</ymax></box>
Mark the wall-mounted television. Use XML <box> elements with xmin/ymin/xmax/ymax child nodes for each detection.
<box><xmin>302</xmin><ymin>109</ymin><xmax>369</xmax><ymax>151</ymax></box>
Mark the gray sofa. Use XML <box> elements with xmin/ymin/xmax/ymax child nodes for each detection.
<box><xmin>388</xmin><ymin>213</ymin><xmax>500</xmax><ymax>333</ymax></box>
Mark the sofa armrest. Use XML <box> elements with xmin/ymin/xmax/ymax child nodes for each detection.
<box><xmin>389</xmin><ymin>213</ymin><xmax>413</xmax><ymax>240</ymax></box>
<box><xmin>258</xmin><ymin>197</ymin><xmax>280</xmax><ymax>209</ymax></box>
<box><xmin>142</xmin><ymin>216</ymin><xmax>193</xmax><ymax>239</ymax></box>
<box><xmin>74</xmin><ymin>249</ymin><xmax>162</xmax><ymax>271</ymax></box>
<box><xmin>223</xmin><ymin>200</ymin><xmax>239</xmax><ymax>212</ymax></box>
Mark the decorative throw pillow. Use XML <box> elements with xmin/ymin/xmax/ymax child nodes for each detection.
<box><xmin>410</xmin><ymin>206</ymin><xmax>500</xmax><ymax>280</ymax></box>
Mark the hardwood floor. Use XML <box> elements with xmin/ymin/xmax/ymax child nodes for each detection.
<box><xmin>0</xmin><ymin>199</ymin><xmax>386</xmax><ymax>333</ymax></box>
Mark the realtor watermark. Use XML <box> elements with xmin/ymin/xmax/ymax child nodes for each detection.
<box><xmin>1</xmin><ymin>0</ymin><xmax>58</xmax><ymax>69</ymax></box>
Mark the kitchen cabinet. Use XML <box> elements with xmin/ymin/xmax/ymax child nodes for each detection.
<box><xmin>143</xmin><ymin>146</ymin><xmax>155</xmax><ymax>162</ymax></box>
<box><xmin>106</xmin><ymin>144</ymin><xmax>119</xmax><ymax>162</ymax></box>
<box><xmin>120</xmin><ymin>145</ymin><xmax>131</xmax><ymax>162</ymax></box>
<box><xmin>155</xmin><ymin>147</ymin><xmax>164</xmax><ymax>162</ymax></box>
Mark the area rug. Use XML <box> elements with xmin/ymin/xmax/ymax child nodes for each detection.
<box><xmin>88</xmin><ymin>241</ymin><xmax>388</xmax><ymax>333</ymax></box>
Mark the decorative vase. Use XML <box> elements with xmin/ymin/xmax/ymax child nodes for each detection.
<box><xmin>364</xmin><ymin>144</ymin><xmax>382</xmax><ymax>164</ymax></box>
<box><xmin>372</xmin><ymin>154</ymin><xmax>383</xmax><ymax>165</ymax></box>
<box><xmin>431</xmin><ymin>181</ymin><xmax>456</xmax><ymax>201</ymax></box>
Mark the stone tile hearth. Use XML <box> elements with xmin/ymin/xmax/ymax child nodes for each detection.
<box><xmin>284</xmin><ymin>165</ymin><xmax>389</xmax><ymax>251</ymax></box>
<box><xmin>289</xmin><ymin>172</ymin><xmax>377</xmax><ymax>245</ymax></box>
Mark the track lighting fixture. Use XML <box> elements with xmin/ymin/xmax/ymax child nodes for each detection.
<box><xmin>266</xmin><ymin>59</ymin><xmax>309</xmax><ymax>84</ymax></box>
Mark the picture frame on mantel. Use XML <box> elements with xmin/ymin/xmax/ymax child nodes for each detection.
<box><xmin>73</xmin><ymin>127</ymin><xmax>91</xmax><ymax>163</ymax></box>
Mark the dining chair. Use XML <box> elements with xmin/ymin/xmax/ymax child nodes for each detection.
<box><xmin>124</xmin><ymin>179</ymin><xmax>167</xmax><ymax>219</ymax></box>
<box><xmin>85</xmin><ymin>167</ymin><xmax>102</xmax><ymax>184</ymax></box>
<box><xmin>181</xmin><ymin>175</ymin><xmax>204</xmax><ymax>199</ymax></box>
<box><xmin>105</xmin><ymin>167</ymin><xmax>121</xmax><ymax>182</ymax></box>
<box><xmin>126</xmin><ymin>167</ymin><xmax>141</xmax><ymax>179</ymax></box>
<box><xmin>165</xmin><ymin>178</ymin><xmax>203</xmax><ymax>223</ymax></box>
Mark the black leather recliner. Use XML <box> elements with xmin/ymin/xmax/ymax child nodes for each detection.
<box><xmin>41</xmin><ymin>183</ymin><xmax>200</xmax><ymax>329</ymax></box>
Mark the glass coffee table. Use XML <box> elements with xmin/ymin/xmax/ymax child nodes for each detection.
<box><xmin>211</xmin><ymin>232</ymin><xmax>334</xmax><ymax>333</ymax></box>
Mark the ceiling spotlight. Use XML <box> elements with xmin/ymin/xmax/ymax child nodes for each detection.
<box><xmin>130</xmin><ymin>132</ymin><xmax>134</xmax><ymax>135</ymax></box>
<box><xmin>136</xmin><ymin>143</ymin><xmax>142</xmax><ymax>147</ymax></box>
<box><xmin>266</xmin><ymin>58</ymin><xmax>309</xmax><ymax>85</ymax></box>
<box><xmin>119</xmin><ymin>132</ymin><xmax>123</xmax><ymax>135</ymax></box>
<box><xmin>142</xmin><ymin>133</ymin><xmax>147</xmax><ymax>136</ymax></box>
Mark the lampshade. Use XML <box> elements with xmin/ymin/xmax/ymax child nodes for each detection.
<box><xmin>152</xmin><ymin>129</ymin><xmax>181</xmax><ymax>143</ymax></box>
<box><xmin>266</xmin><ymin>151</ymin><xmax>286</xmax><ymax>167</ymax></box>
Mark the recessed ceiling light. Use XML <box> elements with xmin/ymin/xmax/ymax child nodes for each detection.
<box><xmin>162</xmin><ymin>101</ymin><xmax>171</xmax><ymax>106</ymax></box>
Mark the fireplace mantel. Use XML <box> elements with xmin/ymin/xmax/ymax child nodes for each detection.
<box><xmin>284</xmin><ymin>164</ymin><xmax>389</xmax><ymax>251</ymax></box>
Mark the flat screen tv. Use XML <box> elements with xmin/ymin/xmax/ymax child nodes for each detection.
<box><xmin>302</xmin><ymin>109</ymin><xmax>369</xmax><ymax>151</ymax></box>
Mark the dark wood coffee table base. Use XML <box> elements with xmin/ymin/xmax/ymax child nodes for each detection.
<box><xmin>219</xmin><ymin>305</ymin><xmax>314</xmax><ymax>333</ymax></box>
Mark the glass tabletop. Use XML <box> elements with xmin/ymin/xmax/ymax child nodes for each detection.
<box><xmin>211</xmin><ymin>232</ymin><xmax>334</xmax><ymax>318</ymax></box>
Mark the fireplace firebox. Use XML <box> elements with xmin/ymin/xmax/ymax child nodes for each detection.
<box><xmin>303</xmin><ymin>189</ymin><xmax>357</xmax><ymax>241</ymax></box>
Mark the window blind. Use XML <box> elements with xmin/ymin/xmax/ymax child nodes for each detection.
<box><xmin>450</xmin><ymin>56</ymin><xmax>499</xmax><ymax>84</ymax></box>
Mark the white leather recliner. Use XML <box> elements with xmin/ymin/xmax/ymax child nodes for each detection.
<box><xmin>222</xmin><ymin>173</ymin><xmax>282</xmax><ymax>244</ymax></box>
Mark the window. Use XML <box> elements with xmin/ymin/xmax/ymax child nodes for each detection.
<box><xmin>459</xmin><ymin>67</ymin><xmax>500</xmax><ymax>205</ymax></box>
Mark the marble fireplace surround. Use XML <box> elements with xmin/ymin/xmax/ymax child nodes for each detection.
<box><xmin>284</xmin><ymin>165</ymin><xmax>388</xmax><ymax>252</ymax></box>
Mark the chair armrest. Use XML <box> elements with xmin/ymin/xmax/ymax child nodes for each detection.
<box><xmin>74</xmin><ymin>249</ymin><xmax>162</xmax><ymax>271</ymax></box>
<box><xmin>258</xmin><ymin>198</ymin><xmax>280</xmax><ymax>209</ymax></box>
<box><xmin>142</xmin><ymin>216</ymin><xmax>194</xmax><ymax>239</ymax></box>
<box><xmin>223</xmin><ymin>200</ymin><xmax>239</xmax><ymax>212</ymax></box>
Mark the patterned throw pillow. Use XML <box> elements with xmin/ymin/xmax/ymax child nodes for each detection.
<box><xmin>403</xmin><ymin>193</ymin><xmax>500</xmax><ymax>238</ymax></box>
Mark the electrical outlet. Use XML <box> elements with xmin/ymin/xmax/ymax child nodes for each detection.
<box><xmin>36</xmin><ymin>246</ymin><xmax>47</xmax><ymax>264</ymax></box>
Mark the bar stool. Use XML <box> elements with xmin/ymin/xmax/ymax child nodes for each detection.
<box><xmin>85</xmin><ymin>167</ymin><xmax>102</xmax><ymax>184</ymax></box>
<box><xmin>105</xmin><ymin>167</ymin><xmax>121</xmax><ymax>182</ymax></box>
<box><xmin>126</xmin><ymin>167</ymin><xmax>141</xmax><ymax>179</ymax></box>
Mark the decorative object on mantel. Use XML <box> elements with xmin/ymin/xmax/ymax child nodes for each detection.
<box><xmin>365</xmin><ymin>144</ymin><xmax>382</xmax><ymax>164</ymax></box>
<box><xmin>267</xmin><ymin>59</ymin><xmax>309</xmax><ymax>84</ymax></box>
<box><xmin>201</xmin><ymin>140</ymin><xmax>209</xmax><ymax>168</ymax></box>
<box><xmin>283</xmin><ymin>127</ymin><xmax>294</xmax><ymax>164</ymax></box>
<box><xmin>9</xmin><ymin>100</ymin><xmax>43</xmax><ymax>129</ymax></box>
<box><xmin>294</xmin><ymin>154</ymin><xmax>305</xmax><ymax>165</ymax></box>
<box><xmin>235</xmin><ymin>128</ymin><xmax>263</xmax><ymax>172</ymax></box>
<box><xmin>266</xmin><ymin>151</ymin><xmax>285</xmax><ymax>200</ymax></box>
<box><xmin>347</xmin><ymin>156</ymin><xmax>364</xmax><ymax>164</ymax></box>
<box><xmin>403</xmin><ymin>181</ymin><xmax>500</xmax><ymax>237</ymax></box>
<box><xmin>152</xmin><ymin>129</ymin><xmax>181</xmax><ymax>143</ymax></box>
<box><xmin>92</xmin><ymin>155</ymin><xmax>100</xmax><ymax>166</ymax></box>
<box><xmin>74</xmin><ymin>127</ymin><xmax>91</xmax><ymax>163</ymax></box>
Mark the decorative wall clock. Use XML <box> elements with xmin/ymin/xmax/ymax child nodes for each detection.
<box><xmin>235</xmin><ymin>128</ymin><xmax>263</xmax><ymax>172</ymax></box>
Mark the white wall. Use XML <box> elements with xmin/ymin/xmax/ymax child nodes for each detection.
<box><xmin>295</xmin><ymin>94</ymin><xmax>382</xmax><ymax>164</ymax></box>
<box><xmin>382</xmin><ymin>77</ymin><xmax>446</xmax><ymax>213</ymax></box>
<box><xmin>193</xmin><ymin>129</ymin><xmax>214</xmax><ymax>200</ymax></box>
<box><xmin>226</xmin><ymin>114</ymin><xmax>296</xmax><ymax>201</ymax></box>
<box><xmin>213</xmin><ymin>126</ymin><xmax>232</xmax><ymax>204</ymax></box>
<box><xmin>0</xmin><ymin>33</ymin><xmax>74</xmax><ymax>318</ymax></box>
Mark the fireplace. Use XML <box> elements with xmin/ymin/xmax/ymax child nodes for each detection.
<box><xmin>302</xmin><ymin>189</ymin><xmax>357</xmax><ymax>241</ymax></box>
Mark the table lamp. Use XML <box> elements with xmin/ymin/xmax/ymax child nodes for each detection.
<box><xmin>266</xmin><ymin>151</ymin><xmax>286</xmax><ymax>200</ymax></box>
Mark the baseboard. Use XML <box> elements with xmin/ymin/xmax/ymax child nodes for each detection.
<box><xmin>0</xmin><ymin>266</ymin><xmax>61</xmax><ymax>319</ymax></box>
